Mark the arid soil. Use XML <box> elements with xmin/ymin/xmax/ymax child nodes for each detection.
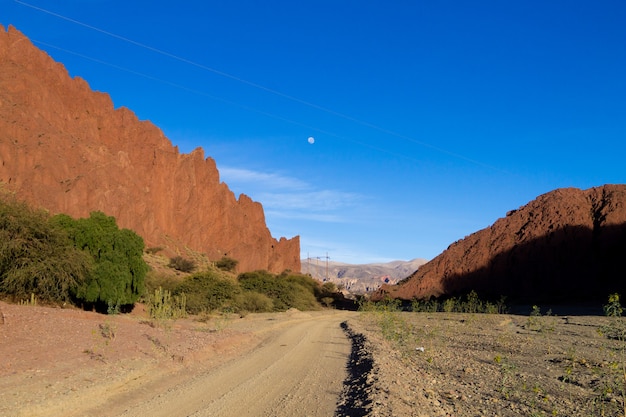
<box><xmin>2</xmin><ymin>301</ymin><xmax>625</xmax><ymax>416</ymax></box>
<box><xmin>0</xmin><ymin>301</ymin><xmax>353</xmax><ymax>417</ymax></box>
<box><xmin>353</xmin><ymin>308</ymin><xmax>626</xmax><ymax>416</ymax></box>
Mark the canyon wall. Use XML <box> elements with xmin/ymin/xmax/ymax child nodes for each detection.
<box><xmin>0</xmin><ymin>25</ymin><xmax>300</xmax><ymax>273</ymax></box>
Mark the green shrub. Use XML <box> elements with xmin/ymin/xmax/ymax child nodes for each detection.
<box><xmin>284</xmin><ymin>273</ymin><xmax>322</xmax><ymax>297</ymax></box>
<box><xmin>52</xmin><ymin>212</ymin><xmax>147</xmax><ymax>310</ymax></box>
<box><xmin>144</xmin><ymin>270</ymin><xmax>180</xmax><ymax>295</ymax></box>
<box><xmin>238</xmin><ymin>270</ymin><xmax>280</xmax><ymax>293</ymax></box>
<box><xmin>238</xmin><ymin>271</ymin><xmax>320</xmax><ymax>311</ymax></box>
<box><xmin>146</xmin><ymin>287</ymin><xmax>187</xmax><ymax>320</ymax></box>
<box><xmin>0</xmin><ymin>196</ymin><xmax>92</xmax><ymax>304</ymax></box>
<box><xmin>601</xmin><ymin>293</ymin><xmax>626</xmax><ymax>340</ymax></box>
<box><xmin>235</xmin><ymin>291</ymin><xmax>274</xmax><ymax>313</ymax></box>
<box><xmin>321</xmin><ymin>281</ymin><xmax>337</xmax><ymax>295</ymax></box>
<box><xmin>442</xmin><ymin>297</ymin><xmax>457</xmax><ymax>312</ymax></box>
<box><xmin>463</xmin><ymin>290</ymin><xmax>482</xmax><ymax>313</ymax></box>
<box><xmin>484</xmin><ymin>302</ymin><xmax>500</xmax><ymax>314</ymax></box>
<box><xmin>168</xmin><ymin>256</ymin><xmax>196</xmax><ymax>273</ymax></box>
<box><xmin>318</xmin><ymin>281</ymin><xmax>342</xmax><ymax>307</ymax></box>
<box><xmin>276</xmin><ymin>281</ymin><xmax>319</xmax><ymax>311</ymax></box>
<box><xmin>411</xmin><ymin>298</ymin><xmax>439</xmax><ymax>312</ymax></box>
<box><xmin>599</xmin><ymin>293</ymin><xmax>626</xmax><ymax>415</ymax></box>
<box><xmin>321</xmin><ymin>296</ymin><xmax>334</xmax><ymax>307</ymax></box>
<box><xmin>215</xmin><ymin>256</ymin><xmax>238</xmax><ymax>272</ymax></box>
<box><xmin>357</xmin><ymin>297</ymin><xmax>401</xmax><ymax>313</ymax></box>
<box><xmin>604</xmin><ymin>293</ymin><xmax>623</xmax><ymax>318</ymax></box>
<box><xmin>175</xmin><ymin>271</ymin><xmax>240</xmax><ymax>314</ymax></box>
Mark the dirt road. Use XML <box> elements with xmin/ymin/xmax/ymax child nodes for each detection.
<box><xmin>116</xmin><ymin>311</ymin><xmax>353</xmax><ymax>417</ymax></box>
<box><xmin>5</xmin><ymin>300</ymin><xmax>625</xmax><ymax>417</ymax></box>
<box><xmin>1</xmin><ymin>303</ymin><xmax>358</xmax><ymax>417</ymax></box>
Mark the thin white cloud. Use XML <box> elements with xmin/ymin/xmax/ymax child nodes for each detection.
<box><xmin>258</xmin><ymin>190</ymin><xmax>361</xmax><ymax>212</ymax></box>
<box><xmin>265</xmin><ymin>210</ymin><xmax>344</xmax><ymax>223</ymax></box>
<box><xmin>218</xmin><ymin>166</ymin><xmax>364</xmax><ymax>222</ymax></box>
<box><xmin>219</xmin><ymin>167</ymin><xmax>308</xmax><ymax>190</ymax></box>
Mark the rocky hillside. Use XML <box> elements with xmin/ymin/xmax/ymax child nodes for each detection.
<box><xmin>304</xmin><ymin>258</ymin><xmax>427</xmax><ymax>294</ymax></box>
<box><xmin>0</xmin><ymin>25</ymin><xmax>299</xmax><ymax>273</ymax></box>
<box><xmin>375</xmin><ymin>185</ymin><xmax>626</xmax><ymax>303</ymax></box>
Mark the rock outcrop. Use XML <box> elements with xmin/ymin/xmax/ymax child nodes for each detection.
<box><xmin>375</xmin><ymin>185</ymin><xmax>626</xmax><ymax>303</ymax></box>
<box><xmin>0</xmin><ymin>25</ymin><xmax>300</xmax><ymax>273</ymax></box>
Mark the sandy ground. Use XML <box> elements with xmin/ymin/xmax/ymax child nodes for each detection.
<box><xmin>2</xmin><ymin>301</ymin><xmax>626</xmax><ymax>416</ymax></box>
<box><xmin>0</xmin><ymin>301</ymin><xmax>353</xmax><ymax>417</ymax></box>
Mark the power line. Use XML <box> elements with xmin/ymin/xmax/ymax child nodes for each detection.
<box><xmin>31</xmin><ymin>39</ymin><xmax>424</xmax><ymax>164</ymax></box>
<box><xmin>15</xmin><ymin>0</ymin><xmax>508</xmax><ymax>173</ymax></box>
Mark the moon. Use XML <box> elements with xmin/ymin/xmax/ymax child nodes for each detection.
<box><xmin>307</xmin><ymin>136</ymin><xmax>315</xmax><ymax>144</ymax></box>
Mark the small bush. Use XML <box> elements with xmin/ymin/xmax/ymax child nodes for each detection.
<box><xmin>321</xmin><ymin>281</ymin><xmax>337</xmax><ymax>294</ymax></box>
<box><xmin>463</xmin><ymin>290</ymin><xmax>482</xmax><ymax>313</ymax></box>
<box><xmin>318</xmin><ymin>281</ymin><xmax>342</xmax><ymax>308</ymax></box>
<box><xmin>168</xmin><ymin>256</ymin><xmax>196</xmax><ymax>273</ymax></box>
<box><xmin>236</xmin><ymin>291</ymin><xmax>274</xmax><ymax>313</ymax></box>
<box><xmin>277</xmin><ymin>281</ymin><xmax>319</xmax><ymax>311</ymax></box>
<box><xmin>601</xmin><ymin>293</ymin><xmax>626</xmax><ymax>340</ymax></box>
<box><xmin>321</xmin><ymin>297</ymin><xmax>334</xmax><ymax>307</ymax></box>
<box><xmin>411</xmin><ymin>298</ymin><xmax>439</xmax><ymax>313</ymax></box>
<box><xmin>215</xmin><ymin>257</ymin><xmax>238</xmax><ymax>272</ymax></box>
<box><xmin>386</xmin><ymin>292</ymin><xmax>507</xmax><ymax>314</ymax></box>
<box><xmin>527</xmin><ymin>305</ymin><xmax>543</xmax><ymax>331</ymax></box>
<box><xmin>144</xmin><ymin>270</ymin><xmax>180</xmax><ymax>295</ymax></box>
<box><xmin>285</xmin><ymin>273</ymin><xmax>322</xmax><ymax>297</ymax></box>
<box><xmin>175</xmin><ymin>271</ymin><xmax>240</xmax><ymax>314</ymax></box>
<box><xmin>604</xmin><ymin>293</ymin><xmax>623</xmax><ymax>318</ymax></box>
<box><xmin>238</xmin><ymin>271</ymin><xmax>320</xmax><ymax>311</ymax></box>
<box><xmin>442</xmin><ymin>297</ymin><xmax>457</xmax><ymax>313</ymax></box>
<box><xmin>146</xmin><ymin>287</ymin><xmax>187</xmax><ymax>320</ymax></box>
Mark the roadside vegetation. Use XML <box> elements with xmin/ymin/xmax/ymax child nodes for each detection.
<box><xmin>52</xmin><ymin>211</ymin><xmax>148</xmax><ymax>313</ymax></box>
<box><xmin>0</xmin><ymin>194</ymin><xmax>147</xmax><ymax>312</ymax></box>
<box><xmin>145</xmin><ymin>268</ymin><xmax>339</xmax><ymax>318</ymax></box>
<box><xmin>0</xmin><ymin>195</ymin><xmax>92</xmax><ymax>305</ymax></box>
<box><xmin>0</xmin><ymin>195</ymin><xmax>341</xmax><ymax>316</ymax></box>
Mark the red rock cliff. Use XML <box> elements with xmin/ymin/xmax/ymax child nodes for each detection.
<box><xmin>0</xmin><ymin>25</ymin><xmax>300</xmax><ymax>273</ymax></box>
<box><xmin>376</xmin><ymin>185</ymin><xmax>626</xmax><ymax>302</ymax></box>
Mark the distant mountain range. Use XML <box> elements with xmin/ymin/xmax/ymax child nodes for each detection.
<box><xmin>302</xmin><ymin>258</ymin><xmax>428</xmax><ymax>294</ymax></box>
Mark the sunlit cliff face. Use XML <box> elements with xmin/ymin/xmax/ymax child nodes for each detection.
<box><xmin>0</xmin><ymin>25</ymin><xmax>300</xmax><ymax>274</ymax></box>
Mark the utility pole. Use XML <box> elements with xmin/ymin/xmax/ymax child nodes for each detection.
<box><xmin>325</xmin><ymin>252</ymin><xmax>329</xmax><ymax>281</ymax></box>
<box><xmin>311</xmin><ymin>253</ymin><xmax>330</xmax><ymax>281</ymax></box>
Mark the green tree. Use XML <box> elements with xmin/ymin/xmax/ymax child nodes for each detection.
<box><xmin>53</xmin><ymin>212</ymin><xmax>147</xmax><ymax>310</ymax></box>
<box><xmin>0</xmin><ymin>197</ymin><xmax>92</xmax><ymax>303</ymax></box>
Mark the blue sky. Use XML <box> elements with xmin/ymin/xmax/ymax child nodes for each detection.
<box><xmin>3</xmin><ymin>1</ymin><xmax>625</xmax><ymax>264</ymax></box>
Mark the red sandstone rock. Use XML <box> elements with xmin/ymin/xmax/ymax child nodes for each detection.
<box><xmin>0</xmin><ymin>25</ymin><xmax>300</xmax><ymax>273</ymax></box>
<box><xmin>375</xmin><ymin>185</ymin><xmax>626</xmax><ymax>302</ymax></box>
